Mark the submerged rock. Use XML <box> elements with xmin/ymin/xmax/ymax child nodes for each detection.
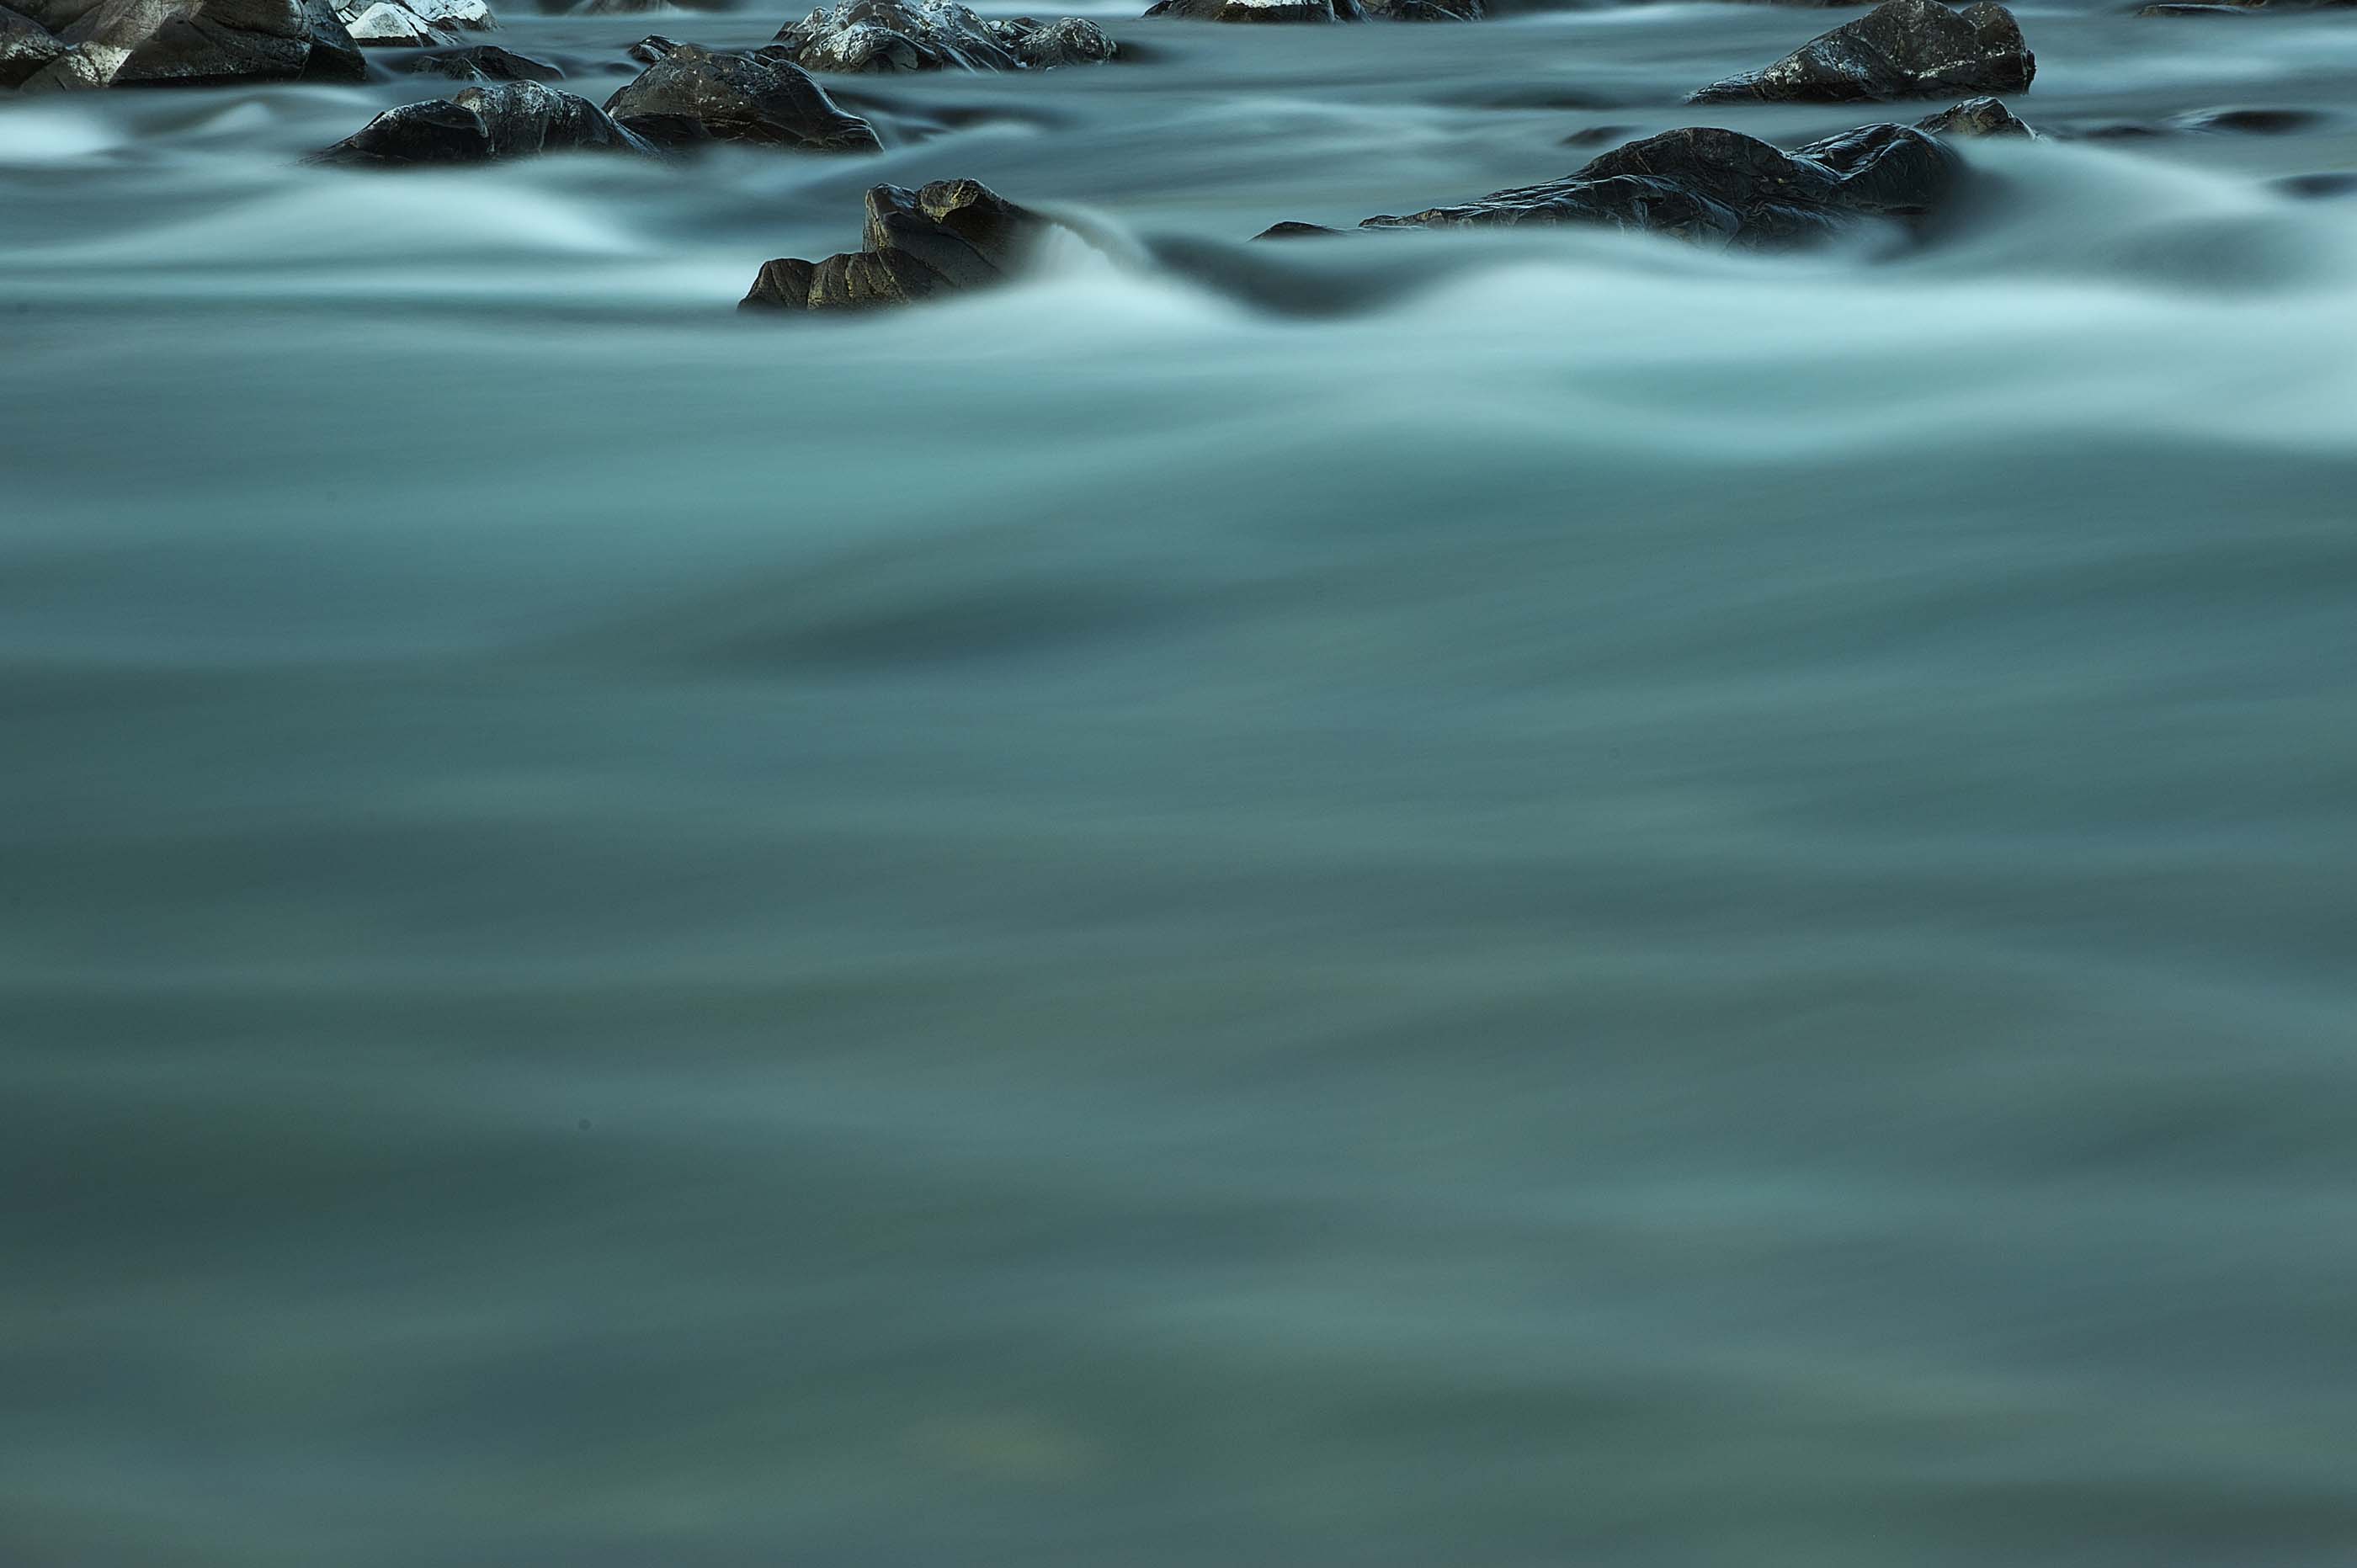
<box><xmin>1690</xmin><ymin>0</ymin><xmax>2035</xmax><ymax>104</ymax></box>
<box><xmin>604</xmin><ymin>42</ymin><xmax>880</xmax><ymax>151</ymax></box>
<box><xmin>6</xmin><ymin>0</ymin><xmax>364</xmax><ymax>88</ymax></box>
<box><xmin>1145</xmin><ymin>0</ymin><xmax>1364</xmax><ymax>19</ymax></box>
<box><xmin>1915</xmin><ymin>95</ymin><xmax>2035</xmax><ymax>136</ymax></box>
<box><xmin>770</xmin><ymin>0</ymin><xmax>1115</xmax><ymax>72</ymax></box>
<box><xmin>403</xmin><ymin>42</ymin><xmax>558</xmax><ymax>77</ymax></box>
<box><xmin>742</xmin><ymin>178</ymin><xmax>1081</xmax><ymax>311</ymax></box>
<box><xmin>316</xmin><ymin>79</ymin><xmax>652</xmax><ymax>164</ymax></box>
<box><xmin>1330</xmin><ymin>122</ymin><xmax>1958</xmax><ymax>248</ymax></box>
<box><xmin>2173</xmin><ymin>106</ymin><xmax>2324</xmax><ymax>135</ymax></box>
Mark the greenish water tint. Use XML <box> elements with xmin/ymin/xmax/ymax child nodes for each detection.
<box><xmin>4</xmin><ymin>4</ymin><xmax>2357</xmax><ymax>1563</ymax></box>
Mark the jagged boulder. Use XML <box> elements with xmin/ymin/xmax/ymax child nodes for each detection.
<box><xmin>742</xmin><ymin>178</ymin><xmax>1086</xmax><ymax>311</ymax></box>
<box><xmin>338</xmin><ymin>0</ymin><xmax>490</xmax><ymax>44</ymax></box>
<box><xmin>402</xmin><ymin>42</ymin><xmax>558</xmax><ymax>77</ymax></box>
<box><xmin>1690</xmin><ymin>0</ymin><xmax>2034</xmax><ymax>104</ymax></box>
<box><xmin>0</xmin><ymin>5</ymin><xmax>67</xmax><ymax>86</ymax></box>
<box><xmin>770</xmin><ymin>0</ymin><xmax>1114</xmax><ymax>71</ymax></box>
<box><xmin>1328</xmin><ymin>123</ymin><xmax>1958</xmax><ymax>248</ymax></box>
<box><xmin>315</xmin><ymin>79</ymin><xmax>652</xmax><ymax>164</ymax></box>
<box><xmin>1915</xmin><ymin>95</ymin><xmax>2034</xmax><ymax>136</ymax></box>
<box><xmin>626</xmin><ymin>31</ymin><xmax>678</xmax><ymax>61</ymax></box>
<box><xmin>604</xmin><ymin>42</ymin><xmax>880</xmax><ymax>150</ymax></box>
<box><xmin>6</xmin><ymin>0</ymin><xmax>364</xmax><ymax>88</ymax></box>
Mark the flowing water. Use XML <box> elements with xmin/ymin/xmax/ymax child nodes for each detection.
<box><xmin>4</xmin><ymin>3</ymin><xmax>2357</xmax><ymax>1563</ymax></box>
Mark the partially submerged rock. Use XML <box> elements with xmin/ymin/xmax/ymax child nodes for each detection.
<box><xmin>1690</xmin><ymin>0</ymin><xmax>2034</xmax><ymax>104</ymax></box>
<box><xmin>626</xmin><ymin>31</ymin><xmax>679</xmax><ymax>61</ymax></box>
<box><xmin>1145</xmin><ymin>0</ymin><xmax>1363</xmax><ymax>19</ymax></box>
<box><xmin>1328</xmin><ymin>122</ymin><xmax>1959</xmax><ymax>248</ymax></box>
<box><xmin>770</xmin><ymin>0</ymin><xmax>1115</xmax><ymax>72</ymax></box>
<box><xmin>315</xmin><ymin>79</ymin><xmax>652</xmax><ymax>164</ymax></box>
<box><xmin>604</xmin><ymin>41</ymin><xmax>880</xmax><ymax>151</ymax></box>
<box><xmin>742</xmin><ymin>178</ymin><xmax>1081</xmax><ymax>311</ymax></box>
<box><xmin>403</xmin><ymin>42</ymin><xmax>558</xmax><ymax>77</ymax></box>
<box><xmin>6</xmin><ymin>0</ymin><xmax>365</xmax><ymax>88</ymax></box>
<box><xmin>1916</xmin><ymin>95</ymin><xmax>2035</xmax><ymax>136</ymax></box>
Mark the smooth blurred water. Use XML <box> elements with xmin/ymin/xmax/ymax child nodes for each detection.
<box><xmin>3</xmin><ymin>4</ymin><xmax>2356</xmax><ymax>1564</ymax></box>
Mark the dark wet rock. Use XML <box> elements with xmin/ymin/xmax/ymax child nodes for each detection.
<box><xmin>1010</xmin><ymin>14</ymin><xmax>1119</xmax><ymax>63</ymax></box>
<box><xmin>1253</xmin><ymin>220</ymin><xmax>1344</xmax><ymax>239</ymax></box>
<box><xmin>2275</xmin><ymin>172</ymin><xmax>2357</xmax><ymax>199</ymax></box>
<box><xmin>2141</xmin><ymin>0</ymin><xmax>2354</xmax><ymax>10</ymax></box>
<box><xmin>1365</xmin><ymin>0</ymin><xmax>1478</xmax><ymax>16</ymax></box>
<box><xmin>0</xmin><ymin>5</ymin><xmax>67</xmax><ymax>87</ymax></box>
<box><xmin>316</xmin><ymin>79</ymin><xmax>652</xmax><ymax>164</ymax></box>
<box><xmin>1689</xmin><ymin>0</ymin><xmax>2035</xmax><ymax>105</ymax></box>
<box><xmin>771</xmin><ymin>0</ymin><xmax>1114</xmax><ymax>72</ymax></box>
<box><xmin>604</xmin><ymin>42</ymin><xmax>880</xmax><ymax>151</ymax></box>
<box><xmin>2173</xmin><ymin>106</ymin><xmax>2324</xmax><ymax>135</ymax></box>
<box><xmin>1915</xmin><ymin>95</ymin><xmax>2034</xmax><ymax>136</ymax></box>
<box><xmin>1562</xmin><ymin>122</ymin><xmax>1635</xmax><ymax>146</ymax></box>
<box><xmin>8</xmin><ymin>0</ymin><xmax>364</xmax><ymax>88</ymax></box>
<box><xmin>1145</xmin><ymin>0</ymin><xmax>1363</xmax><ymax>19</ymax></box>
<box><xmin>404</xmin><ymin>42</ymin><xmax>558</xmax><ymax>77</ymax></box>
<box><xmin>742</xmin><ymin>178</ymin><xmax>1083</xmax><ymax>311</ymax></box>
<box><xmin>1334</xmin><ymin>122</ymin><xmax>1958</xmax><ymax>249</ymax></box>
<box><xmin>626</xmin><ymin>31</ymin><xmax>678</xmax><ymax>61</ymax></box>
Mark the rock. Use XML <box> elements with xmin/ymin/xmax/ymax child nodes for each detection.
<box><xmin>604</xmin><ymin>42</ymin><xmax>880</xmax><ymax>151</ymax></box>
<box><xmin>1362</xmin><ymin>0</ymin><xmax>1479</xmax><ymax>16</ymax></box>
<box><xmin>771</xmin><ymin>0</ymin><xmax>1114</xmax><ymax>72</ymax></box>
<box><xmin>1689</xmin><ymin>0</ymin><xmax>2035</xmax><ymax>105</ymax></box>
<box><xmin>0</xmin><ymin>4</ymin><xmax>67</xmax><ymax>88</ymax></box>
<box><xmin>1144</xmin><ymin>0</ymin><xmax>1364</xmax><ymax>19</ymax></box>
<box><xmin>625</xmin><ymin>32</ymin><xmax>679</xmax><ymax>61</ymax></box>
<box><xmin>1337</xmin><ymin>122</ymin><xmax>1958</xmax><ymax>248</ymax></box>
<box><xmin>340</xmin><ymin>0</ymin><xmax>449</xmax><ymax>43</ymax></box>
<box><xmin>403</xmin><ymin>41</ymin><xmax>559</xmax><ymax>77</ymax></box>
<box><xmin>2173</xmin><ymin>106</ymin><xmax>2323</xmax><ymax>135</ymax></box>
<box><xmin>1010</xmin><ymin>14</ymin><xmax>1118</xmax><ymax>65</ymax></box>
<box><xmin>1252</xmin><ymin>220</ymin><xmax>1344</xmax><ymax>239</ymax></box>
<box><xmin>1915</xmin><ymin>95</ymin><xmax>2035</xmax><ymax>136</ymax></box>
<box><xmin>334</xmin><ymin>0</ymin><xmax>492</xmax><ymax>45</ymax></box>
<box><xmin>575</xmin><ymin>0</ymin><xmax>674</xmax><ymax>13</ymax></box>
<box><xmin>8</xmin><ymin>0</ymin><xmax>365</xmax><ymax>88</ymax></box>
<box><xmin>315</xmin><ymin>79</ymin><xmax>653</xmax><ymax>164</ymax></box>
<box><xmin>742</xmin><ymin>178</ymin><xmax>1082</xmax><ymax>311</ymax></box>
<box><xmin>2275</xmin><ymin>172</ymin><xmax>2357</xmax><ymax>199</ymax></box>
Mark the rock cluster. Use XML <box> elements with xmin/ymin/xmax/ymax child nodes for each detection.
<box><xmin>769</xmin><ymin>0</ymin><xmax>1115</xmax><ymax>72</ymax></box>
<box><xmin>1288</xmin><ymin>122</ymin><xmax>1959</xmax><ymax>248</ymax></box>
<box><xmin>1690</xmin><ymin>0</ymin><xmax>2035</xmax><ymax>104</ymax></box>
<box><xmin>2</xmin><ymin>0</ymin><xmax>365</xmax><ymax>89</ymax></box>
<box><xmin>318</xmin><ymin>45</ymin><xmax>881</xmax><ymax>164</ymax></box>
<box><xmin>1143</xmin><ymin>0</ymin><xmax>1481</xmax><ymax>19</ymax></box>
<box><xmin>742</xmin><ymin>178</ymin><xmax>1081</xmax><ymax>311</ymax></box>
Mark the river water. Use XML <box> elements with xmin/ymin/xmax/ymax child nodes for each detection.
<box><xmin>3</xmin><ymin>4</ymin><xmax>2356</xmax><ymax>1564</ymax></box>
